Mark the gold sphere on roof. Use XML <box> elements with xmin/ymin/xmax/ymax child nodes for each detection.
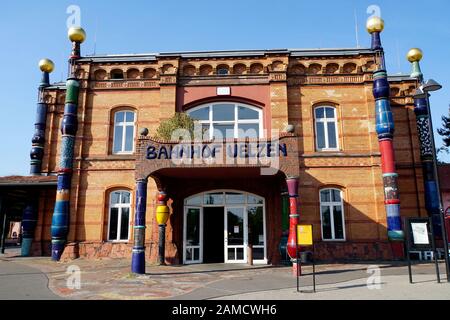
<box><xmin>39</xmin><ymin>58</ymin><xmax>54</xmax><ymax>73</ymax></box>
<box><xmin>366</xmin><ymin>16</ymin><xmax>385</xmax><ymax>33</ymax></box>
<box><xmin>407</xmin><ymin>48</ymin><xmax>423</xmax><ymax>62</ymax></box>
<box><xmin>68</xmin><ymin>27</ymin><xmax>86</xmax><ymax>43</ymax></box>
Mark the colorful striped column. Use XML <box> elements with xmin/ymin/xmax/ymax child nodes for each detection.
<box><xmin>23</xmin><ymin>60</ymin><xmax>54</xmax><ymax>257</ymax></box>
<box><xmin>131</xmin><ymin>179</ymin><xmax>148</xmax><ymax>274</ymax></box>
<box><xmin>408</xmin><ymin>49</ymin><xmax>442</xmax><ymax>236</ymax></box>
<box><xmin>30</xmin><ymin>59</ymin><xmax>53</xmax><ymax>175</ymax></box>
<box><xmin>286</xmin><ymin>177</ymin><xmax>300</xmax><ymax>275</ymax></box>
<box><xmin>21</xmin><ymin>204</ymin><xmax>38</xmax><ymax>256</ymax></box>
<box><xmin>50</xmin><ymin>27</ymin><xmax>85</xmax><ymax>261</ymax></box>
<box><xmin>156</xmin><ymin>191</ymin><xmax>170</xmax><ymax>265</ymax></box>
<box><xmin>367</xmin><ymin>17</ymin><xmax>404</xmax><ymax>258</ymax></box>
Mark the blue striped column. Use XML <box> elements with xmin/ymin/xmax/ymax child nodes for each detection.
<box><xmin>50</xmin><ymin>27</ymin><xmax>85</xmax><ymax>261</ymax></box>
<box><xmin>408</xmin><ymin>50</ymin><xmax>442</xmax><ymax>236</ymax></box>
<box><xmin>30</xmin><ymin>65</ymin><xmax>52</xmax><ymax>175</ymax></box>
<box><xmin>51</xmin><ymin>78</ymin><xmax>80</xmax><ymax>261</ymax></box>
<box><xmin>367</xmin><ymin>17</ymin><xmax>404</xmax><ymax>258</ymax></box>
<box><xmin>23</xmin><ymin>60</ymin><xmax>53</xmax><ymax>257</ymax></box>
<box><xmin>131</xmin><ymin>179</ymin><xmax>148</xmax><ymax>274</ymax></box>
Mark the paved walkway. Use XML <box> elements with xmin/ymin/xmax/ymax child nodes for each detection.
<box><xmin>0</xmin><ymin>250</ymin><xmax>449</xmax><ymax>300</ymax></box>
<box><xmin>0</xmin><ymin>258</ymin><xmax>60</xmax><ymax>300</ymax></box>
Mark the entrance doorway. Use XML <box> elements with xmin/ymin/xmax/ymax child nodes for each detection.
<box><xmin>203</xmin><ymin>207</ymin><xmax>224</xmax><ymax>263</ymax></box>
<box><xmin>183</xmin><ymin>190</ymin><xmax>266</xmax><ymax>265</ymax></box>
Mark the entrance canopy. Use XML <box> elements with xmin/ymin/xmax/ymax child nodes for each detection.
<box><xmin>135</xmin><ymin>133</ymin><xmax>300</xmax><ymax>186</ymax></box>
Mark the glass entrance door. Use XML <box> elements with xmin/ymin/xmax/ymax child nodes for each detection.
<box><xmin>225</xmin><ymin>207</ymin><xmax>247</xmax><ymax>263</ymax></box>
<box><xmin>183</xmin><ymin>207</ymin><xmax>203</xmax><ymax>264</ymax></box>
<box><xmin>184</xmin><ymin>191</ymin><xmax>267</xmax><ymax>265</ymax></box>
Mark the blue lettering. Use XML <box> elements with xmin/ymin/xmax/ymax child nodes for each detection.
<box><xmin>146</xmin><ymin>146</ymin><xmax>157</xmax><ymax>159</ymax></box>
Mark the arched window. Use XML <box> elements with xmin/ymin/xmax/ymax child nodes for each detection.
<box><xmin>320</xmin><ymin>188</ymin><xmax>345</xmax><ymax>241</ymax></box>
<box><xmin>113</xmin><ymin>110</ymin><xmax>136</xmax><ymax>154</ymax></box>
<box><xmin>187</xmin><ymin>102</ymin><xmax>263</xmax><ymax>139</ymax></box>
<box><xmin>217</xmin><ymin>65</ymin><xmax>229</xmax><ymax>75</ymax></box>
<box><xmin>108</xmin><ymin>190</ymin><xmax>131</xmax><ymax>241</ymax></box>
<box><xmin>111</xmin><ymin>69</ymin><xmax>124</xmax><ymax>80</ymax></box>
<box><xmin>314</xmin><ymin>106</ymin><xmax>339</xmax><ymax>151</ymax></box>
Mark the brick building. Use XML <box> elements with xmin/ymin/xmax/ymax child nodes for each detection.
<box><xmin>8</xmin><ymin>40</ymin><xmax>434</xmax><ymax>266</ymax></box>
<box><xmin>3</xmin><ymin>16</ymin><xmax>443</xmax><ymax>270</ymax></box>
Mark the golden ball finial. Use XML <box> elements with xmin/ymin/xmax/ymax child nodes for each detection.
<box><xmin>68</xmin><ymin>27</ymin><xmax>86</xmax><ymax>43</ymax></box>
<box><xmin>366</xmin><ymin>16</ymin><xmax>385</xmax><ymax>33</ymax></box>
<box><xmin>39</xmin><ymin>58</ymin><xmax>54</xmax><ymax>73</ymax></box>
<box><xmin>407</xmin><ymin>48</ymin><xmax>423</xmax><ymax>63</ymax></box>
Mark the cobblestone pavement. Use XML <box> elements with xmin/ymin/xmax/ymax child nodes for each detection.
<box><xmin>0</xmin><ymin>251</ymin><xmax>448</xmax><ymax>300</ymax></box>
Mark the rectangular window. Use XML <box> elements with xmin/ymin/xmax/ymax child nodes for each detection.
<box><xmin>316</xmin><ymin>122</ymin><xmax>326</xmax><ymax>149</ymax></box>
<box><xmin>190</xmin><ymin>108</ymin><xmax>210</xmax><ymax>121</ymax></box>
<box><xmin>226</xmin><ymin>192</ymin><xmax>246</xmax><ymax>204</ymax></box>
<box><xmin>204</xmin><ymin>193</ymin><xmax>224</xmax><ymax>205</ymax></box>
<box><xmin>113</xmin><ymin>126</ymin><xmax>123</xmax><ymax>153</ymax></box>
<box><xmin>248</xmin><ymin>206</ymin><xmax>264</xmax><ymax>246</ymax></box>
<box><xmin>333</xmin><ymin>205</ymin><xmax>344</xmax><ymax>240</ymax></box>
<box><xmin>120</xmin><ymin>208</ymin><xmax>129</xmax><ymax>240</ymax></box>
<box><xmin>213</xmin><ymin>104</ymin><xmax>234</xmax><ymax>121</ymax></box>
<box><xmin>327</xmin><ymin>122</ymin><xmax>337</xmax><ymax>148</ymax></box>
<box><xmin>125</xmin><ymin>125</ymin><xmax>134</xmax><ymax>151</ymax></box>
<box><xmin>320</xmin><ymin>189</ymin><xmax>345</xmax><ymax>241</ymax></box>
<box><xmin>315</xmin><ymin>107</ymin><xmax>339</xmax><ymax>151</ymax></box>
<box><xmin>108</xmin><ymin>208</ymin><xmax>119</xmax><ymax>240</ymax></box>
<box><xmin>321</xmin><ymin>205</ymin><xmax>332</xmax><ymax>240</ymax></box>
<box><xmin>213</xmin><ymin>124</ymin><xmax>234</xmax><ymax>139</ymax></box>
<box><xmin>186</xmin><ymin>209</ymin><xmax>200</xmax><ymax>246</ymax></box>
<box><xmin>238</xmin><ymin>106</ymin><xmax>259</xmax><ymax>120</ymax></box>
<box><xmin>108</xmin><ymin>191</ymin><xmax>131</xmax><ymax>242</ymax></box>
<box><xmin>238</xmin><ymin>123</ymin><xmax>259</xmax><ymax>139</ymax></box>
<box><xmin>113</xmin><ymin>111</ymin><xmax>135</xmax><ymax>154</ymax></box>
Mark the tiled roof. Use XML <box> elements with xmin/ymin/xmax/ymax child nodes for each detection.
<box><xmin>0</xmin><ymin>175</ymin><xmax>57</xmax><ymax>186</ymax></box>
<box><xmin>77</xmin><ymin>48</ymin><xmax>376</xmax><ymax>63</ymax></box>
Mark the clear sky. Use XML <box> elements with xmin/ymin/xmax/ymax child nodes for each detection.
<box><xmin>0</xmin><ymin>0</ymin><xmax>449</xmax><ymax>176</ymax></box>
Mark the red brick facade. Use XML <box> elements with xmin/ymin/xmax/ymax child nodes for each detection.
<box><xmin>31</xmin><ymin>49</ymin><xmax>427</xmax><ymax>263</ymax></box>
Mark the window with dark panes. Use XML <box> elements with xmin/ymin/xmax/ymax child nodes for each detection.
<box><xmin>320</xmin><ymin>188</ymin><xmax>345</xmax><ymax>241</ymax></box>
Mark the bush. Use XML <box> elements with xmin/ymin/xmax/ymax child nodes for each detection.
<box><xmin>154</xmin><ymin>112</ymin><xmax>197</xmax><ymax>141</ymax></box>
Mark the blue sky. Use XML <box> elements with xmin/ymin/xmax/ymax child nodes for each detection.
<box><xmin>0</xmin><ymin>0</ymin><xmax>449</xmax><ymax>175</ymax></box>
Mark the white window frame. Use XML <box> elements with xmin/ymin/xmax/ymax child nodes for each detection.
<box><xmin>319</xmin><ymin>188</ymin><xmax>346</xmax><ymax>241</ymax></box>
<box><xmin>112</xmin><ymin>110</ymin><xmax>136</xmax><ymax>154</ymax></box>
<box><xmin>107</xmin><ymin>190</ymin><xmax>132</xmax><ymax>242</ymax></box>
<box><xmin>183</xmin><ymin>206</ymin><xmax>203</xmax><ymax>264</ymax></box>
<box><xmin>187</xmin><ymin>102</ymin><xmax>263</xmax><ymax>139</ymax></box>
<box><xmin>314</xmin><ymin>106</ymin><xmax>339</xmax><ymax>152</ymax></box>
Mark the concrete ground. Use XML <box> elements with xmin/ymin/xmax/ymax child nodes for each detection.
<box><xmin>0</xmin><ymin>248</ymin><xmax>449</xmax><ymax>300</ymax></box>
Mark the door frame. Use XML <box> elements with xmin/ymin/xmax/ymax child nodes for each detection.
<box><xmin>183</xmin><ymin>206</ymin><xmax>203</xmax><ymax>264</ymax></box>
<box><xmin>224</xmin><ymin>206</ymin><xmax>247</xmax><ymax>264</ymax></box>
<box><xmin>183</xmin><ymin>190</ymin><xmax>267</xmax><ymax>265</ymax></box>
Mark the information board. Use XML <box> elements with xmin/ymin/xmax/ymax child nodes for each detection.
<box><xmin>297</xmin><ymin>224</ymin><xmax>313</xmax><ymax>246</ymax></box>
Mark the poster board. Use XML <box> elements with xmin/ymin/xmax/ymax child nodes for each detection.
<box><xmin>297</xmin><ymin>224</ymin><xmax>313</xmax><ymax>246</ymax></box>
<box><xmin>404</xmin><ymin>217</ymin><xmax>440</xmax><ymax>284</ymax></box>
<box><xmin>406</xmin><ymin>217</ymin><xmax>433</xmax><ymax>251</ymax></box>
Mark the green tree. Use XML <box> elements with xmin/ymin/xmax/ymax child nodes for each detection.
<box><xmin>437</xmin><ymin>106</ymin><xmax>450</xmax><ymax>150</ymax></box>
<box><xmin>437</xmin><ymin>105</ymin><xmax>450</xmax><ymax>163</ymax></box>
<box><xmin>154</xmin><ymin>112</ymin><xmax>198</xmax><ymax>141</ymax></box>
